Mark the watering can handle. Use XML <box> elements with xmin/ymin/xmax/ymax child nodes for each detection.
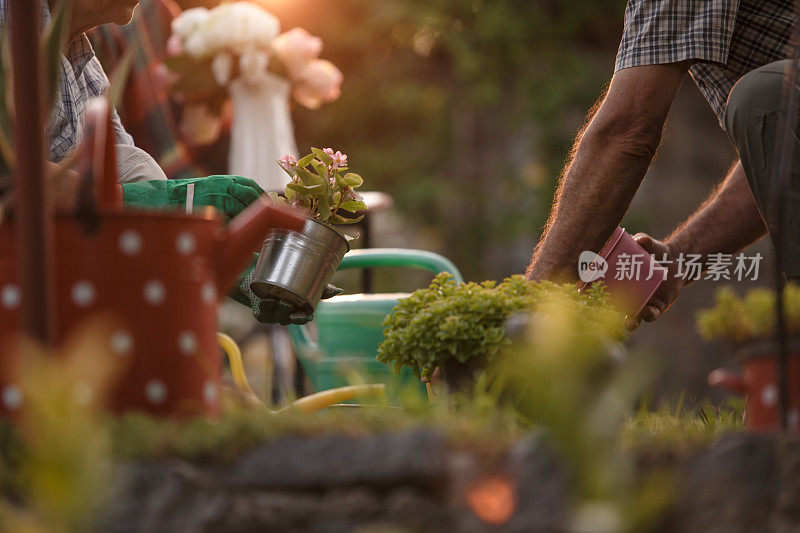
<box><xmin>336</xmin><ymin>248</ymin><xmax>464</xmax><ymax>282</ymax></box>
<box><xmin>79</xmin><ymin>98</ymin><xmax>120</xmax><ymax>209</ymax></box>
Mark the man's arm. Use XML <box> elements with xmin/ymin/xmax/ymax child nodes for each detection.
<box><xmin>526</xmin><ymin>62</ymin><xmax>690</xmax><ymax>281</ymax></box>
<box><xmin>628</xmin><ymin>160</ymin><xmax>766</xmax><ymax>328</ymax></box>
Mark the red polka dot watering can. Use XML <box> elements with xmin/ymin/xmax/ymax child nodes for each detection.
<box><xmin>0</xmin><ymin>100</ymin><xmax>304</xmax><ymax>418</ymax></box>
<box><xmin>708</xmin><ymin>342</ymin><xmax>800</xmax><ymax>432</ymax></box>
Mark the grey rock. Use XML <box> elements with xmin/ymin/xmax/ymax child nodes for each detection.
<box><xmin>223</xmin><ymin>429</ymin><xmax>447</xmax><ymax>491</ymax></box>
<box><xmin>663</xmin><ymin>432</ymin><xmax>779</xmax><ymax>533</ymax></box>
<box><xmin>506</xmin><ymin>433</ymin><xmax>570</xmax><ymax>533</ymax></box>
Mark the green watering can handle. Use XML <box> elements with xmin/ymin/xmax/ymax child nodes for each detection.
<box><xmin>336</xmin><ymin>248</ymin><xmax>464</xmax><ymax>282</ymax></box>
<box><xmin>288</xmin><ymin>249</ymin><xmax>463</xmax><ymax>358</ymax></box>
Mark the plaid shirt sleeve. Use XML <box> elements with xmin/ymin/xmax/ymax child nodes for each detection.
<box><xmin>615</xmin><ymin>0</ymin><xmax>740</xmax><ymax>72</ymax></box>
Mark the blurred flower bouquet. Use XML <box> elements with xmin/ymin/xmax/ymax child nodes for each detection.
<box><xmin>164</xmin><ymin>1</ymin><xmax>343</xmax><ymax>190</ymax></box>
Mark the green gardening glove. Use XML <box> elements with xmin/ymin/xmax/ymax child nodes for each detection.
<box><xmin>232</xmin><ymin>263</ymin><xmax>342</xmax><ymax>325</ymax></box>
<box><xmin>121</xmin><ymin>176</ymin><xmax>264</xmax><ymax>219</ymax></box>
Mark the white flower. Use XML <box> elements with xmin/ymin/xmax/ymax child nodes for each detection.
<box><xmin>184</xmin><ymin>32</ymin><xmax>208</xmax><ymax>57</ymax></box>
<box><xmin>211</xmin><ymin>52</ymin><xmax>234</xmax><ymax>86</ymax></box>
<box><xmin>202</xmin><ymin>2</ymin><xmax>279</xmax><ymax>55</ymax></box>
<box><xmin>239</xmin><ymin>49</ymin><xmax>269</xmax><ymax>85</ymax></box>
<box><xmin>171</xmin><ymin>7</ymin><xmax>209</xmax><ymax>40</ymax></box>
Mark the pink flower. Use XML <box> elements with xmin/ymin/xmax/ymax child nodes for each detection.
<box><xmin>272</xmin><ymin>28</ymin><xmax>323</xmax><ymax>78</ymax></box>
<box><xmin>323</xmin><ymin>148</ymin><xmax>347</xmax><ymax>169</ymax></box>
<box><xmin>279</xmin><ymin>154</ymin><xmax>297</xmax><ymax>172</ymax></box>
<box><xmin>166</xmin><ymin>34</ymin><xmax>183</xmax><ymax>57</ymax></box>
<box><xmin>292</xmin><ymin>60</ymin><xmax>343</xmax><ymax>110</ymax></box>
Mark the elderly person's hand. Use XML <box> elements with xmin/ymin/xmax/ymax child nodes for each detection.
<box><xmin>233</xmin><ymin>263</ymin><xmax>342</xmax><ymax>326</ymax></box>
<box><xmin>254</xmin><ymin>284</ymin><xmax>342</xmax><ymax>326</ymax></box>
<box><xmin>624</xmin><ymin>233</ymin><xmax>687</xmax><ymax>331</ymax></box>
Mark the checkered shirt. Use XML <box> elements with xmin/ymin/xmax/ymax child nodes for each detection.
<box><xmin>615</xmin><ymin>0</ymin><xmax>795</xmax><ymax>127</ymax></box>
<box><xmin>0</xmin><ymin>0</ymin><xmax>134</xmax><ymax>162</ymax></box>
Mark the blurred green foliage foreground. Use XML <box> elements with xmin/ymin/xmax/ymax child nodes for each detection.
<box><xmin>0</xmin><ymin>283</ymin><xmax>742</xmax><ymax>532</ymax></box>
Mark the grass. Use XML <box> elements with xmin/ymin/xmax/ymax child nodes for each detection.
<box><xmin>110</xmin><ymin>390</ymin><xmax>527</xmax><ymax>463</ymax></box>
<box><xmin>619</xmin><ymin>394</ymin><xmax>745</xmax><ymax>459</ymax></box>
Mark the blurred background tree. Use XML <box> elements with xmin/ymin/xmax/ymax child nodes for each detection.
<box><xmin>233</xmin><ymin>0</ymin><xmax>627</xmax><ymax>280</ymax></box>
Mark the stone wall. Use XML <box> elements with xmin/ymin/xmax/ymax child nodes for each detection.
<box><xmin>102</xmin><ymin>430</ymin><xmax>800</xmax><ymax>533</ymax></box>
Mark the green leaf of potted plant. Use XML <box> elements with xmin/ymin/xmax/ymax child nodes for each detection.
<box><xmin>250</xmin><ymin>148</ymin><xmax>367</xmax><ymax>314</ymax></box>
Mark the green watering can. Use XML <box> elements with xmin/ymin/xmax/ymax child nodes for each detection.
<box><xmin>287</xmin><ymin>248</ymin><xmax>463</xmax><ymax>396</ymax></box>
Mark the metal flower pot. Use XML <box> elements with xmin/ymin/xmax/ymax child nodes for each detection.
<box><xmin>251</xmin><ymin>216</ymin><xmax>350</xmax><ymax>315</ymax></box>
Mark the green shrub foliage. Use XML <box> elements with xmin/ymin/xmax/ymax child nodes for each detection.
<box><xmin>377</xmin><ymin>273</ymin><xmax>624</xmax><ymax>379</ymax></box>
<box><xmin>696</xmin><ymin>284</ymin><xmax>800</xmax><ymax>343</ymax></box>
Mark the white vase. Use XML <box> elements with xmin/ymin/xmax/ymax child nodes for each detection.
<box><xmin>228</xmin><ymin>72</ymin><xmax>298</xmax><ymax>192</ymax></box>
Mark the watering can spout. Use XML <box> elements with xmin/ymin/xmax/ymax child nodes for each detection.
<box><xmin>708</xmin><ymin>368</ymin><xmax>747</xmax><ymax>395</ymax></box>
<box><xmin>215</xmin><ymin>198</ymin><xmax>305</xmax><ymax>293</ymax></box>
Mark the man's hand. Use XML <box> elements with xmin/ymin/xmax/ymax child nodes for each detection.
<box><xmin>625</xmin><ymin>233</ymin><xmax>686</xmax><ymax>330</ymax></box>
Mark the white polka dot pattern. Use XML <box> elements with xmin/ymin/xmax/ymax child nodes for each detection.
<box><xmin>2</xmin><ymin>384</ymin><xmax>22</xmax><ymax>410</ymax></box>
<box><xmin>118</xmin><ymin>230</ymin><xmax>143</xmax><ymax>256</ymax></box>
<box><xmin>143</xmin><ymin>280</ymin><xmax>166</xmax><ymax>306</ymax></box>
<box><xmin>110</xmin><ymin>330</ymin><xmax>134</xmax><ymax>356</ymax></box>
<box><xmin>145</xmin><ymin>380</ymin><xmax>168</xmax><ymax>405</ymax></box>
<box><xmin>178</xmin><ymin>331</ymin><xmax>198</xmax><ymax>355</ymax></box>
<box><xmin>176</xmin><ymin>232</ymin><xmax>196</xmax><ymax>256</ymax></box>
<box><xmin>71</xmin><ymin>281</ymin><xmax>96</xmax><ymax>308</ymax></box>
<box><xmin>1</xmin><ymin>284</ymin><xmax>21</xmax><ymax>309</ymax></box>
<box><xmin>202</xmin><ymin>282</ymin><xmax>217</xmax><ymax>305</ymax></box>
<box><xmin>761</xmin><ymin>383</ymin><xmax>778</xmax><ymax>407</ymax></box>
<box><xmin>203</xmin><ymin>381</ymin><xmax>218</xmax><ymax>404</ymax></box>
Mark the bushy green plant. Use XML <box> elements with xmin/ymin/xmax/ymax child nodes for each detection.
<box><xmin>377</xmin><ymin>273</ymin><xmax>625</xmax><ymax>380</ymax></box>
<box><xmin>696</xmin><ymin>284</ymin><xmax>800</xmax><ymax>343</ymax></box>
<box><xmin>270</xmin><ymin>147</ymin><xmax>367</xmax><ymax>224</ymax></box>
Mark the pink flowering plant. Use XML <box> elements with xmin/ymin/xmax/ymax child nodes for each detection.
<box><xmin>270</xmin><ymin>148</ymin><xmax>367</xmax><ymax>225</ymax></box>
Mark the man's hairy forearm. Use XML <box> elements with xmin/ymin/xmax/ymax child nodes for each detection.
<box><xmin>526</xmin><ymin>118</ymin><xmax>657</xmax><ymax>281</ymax></box>
<box><xmin>667</xmin><ymin>161</ymin><xmax>765</xmax><ymax>262</ymax></box>
<box><xmin>526</xmin><ymin>63</ymin><xmax>690</xmax><ymax>281</ymax></box>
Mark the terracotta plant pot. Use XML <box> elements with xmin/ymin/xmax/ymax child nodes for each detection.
<box><xmin>0</xmin><ymin>100</ymin><xmax>305</xmax><ymax>419</ymax></box>
<box><xmin>578</xmin><ymin>227</ymin><xmax>666</xmax><ymax>317</ymax></box>
<box><xmin>708</xmin><ymin>341</ymin><xmax>800</xmax><ymax>432</ymax></box>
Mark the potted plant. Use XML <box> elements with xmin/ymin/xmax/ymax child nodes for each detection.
<box><xmin>250</xmin><ymin>148</ymin><xmax>367</xmax><ymax>315</ymax></box>
<box><xmin>697</xmin><ymin>285</ymin><xmax>800</xmax><ymax>432</ymax></box>
<box><xmin>376</xmin><ymin>273</ymin><xmax>625</xmax><ymax>392</ymax></box>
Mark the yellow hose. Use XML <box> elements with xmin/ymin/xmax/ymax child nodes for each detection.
<box><xmin>285</xmin><ymin>384</ymin><xmax>386</xmax><ymax>414</ymax></box>
<box><xmin>216</xmin><ymin>332</ymin><xmax>256</xmax><ymax>397</ymax></box>
<box><xmin>217</xmin><ymin>333</ymin><xmax>386</xmax><ymax>414</ymax></box>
